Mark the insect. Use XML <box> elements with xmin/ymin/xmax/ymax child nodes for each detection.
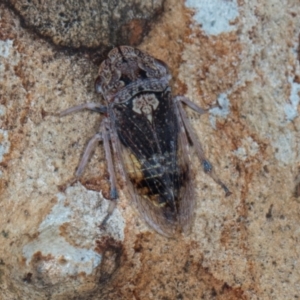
<box><xmin>60</xmin><ymin>46</ymin><xmax>231</xmax><ymax>237</ymax></box>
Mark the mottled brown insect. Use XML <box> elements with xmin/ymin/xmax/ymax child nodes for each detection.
<box><xmin>61</xmin><ymin>46</ymin><xmax>231</xmax><ymax>237</ymax></box>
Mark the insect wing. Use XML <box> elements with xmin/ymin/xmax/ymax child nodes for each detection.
<box><xmin>110</xmin><ymin>91</ymin><xmax>195</xmax><ymax>237</ymax></box>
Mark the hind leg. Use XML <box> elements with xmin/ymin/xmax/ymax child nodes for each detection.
<box><xmin>176</xmin><ymin>96</ymin><xmax>231</xmax><ymax>197</ymax></box>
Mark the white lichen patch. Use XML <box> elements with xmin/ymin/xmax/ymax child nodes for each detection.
<box><xmin>22</xmin><ymin>183</ymin><xmax>125</xmax><ymax>277</ymax></box>
<box><xmin>284</xmin><ymin>77</ymin><xmax>300</xmax><ymax>122</ymax></box>
<box><xmin>233</xmin><ymin>137</ymin><xmax>259</xmax><ymax>161</ymax></box>
<box><xmin>272</xmin><ymin>130</ymin><xmax>295</xmax><ymax>164</ymax></box>
<box><xmin>0</xmin><ymin>39</ymin><xmax>13</xmax><ymax>58</ymax></box>
<box><xmin>0</xmin><ymin>39</ymin><xmax>20</xmax><ymax>81</ymax></box>
<box><xmin>185</xmin><ymin>0</ymin><xmax>239</xmax><ymax>35</ymax></box>
<box><xmin>0</xmin><ymin>129</ymin><xmax>10</xmax><ymax>162</ymax></box>
<box><xmin>0</xmin><ymin>104</ymin><xmax>6</xmax><ymax>116</ymax></box>
<box><xmin>209</xmin><ymin>93</ymin><xmax>231</xmax><ymax>129</ymax></box>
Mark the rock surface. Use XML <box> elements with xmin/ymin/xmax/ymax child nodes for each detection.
<box><xmin>1</xmin><ymin>0</ymin><xmax>300</xmax><ymax>299</ymax></box>
<box><xmin>6</xmin><ymin>0</ymin><xmax>164</xmax><ymax>50</ymax></box>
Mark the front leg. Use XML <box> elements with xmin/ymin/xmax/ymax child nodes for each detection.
<box><xmin>60</xmin><ymin>102</ymin><xmax>118</xmax><ymax>200</ymax></box>
<box><xmin>60</xmin><ymin>102</ymin><xmax>107</xmax><ymax>116</ymax></box>
<box><xmin>176</xmin><ymin>96</ymin><xmax>231</xmax><ymax>197</ymax></box>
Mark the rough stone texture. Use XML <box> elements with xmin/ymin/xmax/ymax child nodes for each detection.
<box><xmin>1</xmin><ymin>0</ymin><xmax>300</xmax><ymax>299</ymax></box>
<box><xmin>5</xmin><ymin>0</ymin><xmax>164</xmax><ymax>49</ymax></box>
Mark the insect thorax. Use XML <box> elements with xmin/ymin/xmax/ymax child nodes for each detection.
<box><xmin>95</xmin><ymin>46</ymin><xmax>171</xmax><ymax>104</ymax></box>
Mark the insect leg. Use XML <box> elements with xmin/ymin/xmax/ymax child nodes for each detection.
<box><xmin>74</xmin><ymin>117</ymin><xmax>118</xmax><ymax>226</ymax></box>
<box><xmin>60</xmin><ymin>103</ymin><xmax>107</xmax><ymax>116</ymax></box>
<box><xmin>178</xmin><ymin>96</ymin><xmax>209</xmax><ymax>115</ymax></box>
<box><xmin>176</xmin><ymin>96</ymin><xmax>231</xmax><ymax>197</ymax></box>
<box><xmin>99</xmin><ymin>118</ymin><xmax>118</xmax><ymax>227</ymax></box>
<box><xmin>75</xmin><ymin>118</ymin><xmax>118</xmax><ymax>197</ymax></box>
<box><xmin>101</xmin><ymin>119</ymin><xmax>118</xmax><ymax>200</ymax></box>
<box><xmin>75</xmin><ymin>131</ymin><xmax>103</xmax><ymax>178</ymax></box>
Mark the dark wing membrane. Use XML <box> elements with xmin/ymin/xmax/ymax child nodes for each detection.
<box><xmin>110</xmin><ymin>91</ymin><xmax>195</xmax><ymax>237</ymax></box>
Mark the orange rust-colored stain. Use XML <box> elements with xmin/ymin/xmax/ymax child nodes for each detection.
<box><xmin>95</xmin><ymin>236</ymin><xmax>123</xmax><ymax>254</ymax></box>
<box><xmin>294</xmin><ymin>74</ymin><xmax>300</xmax><ymax>84</ymax></box>
<box><xmin>175</xmin><ymin>80</ymin><xmax>188</xmax><ymax>97</ymax></box>
<box><xmin>20</xmin><ymin>256</ymin><xmax>27</xmax><ymax>267</ymax></box>
<box><xmin>0</xmin><ymin>9</ymin><xmax>17</xmax><ymax>41</ymax></box>
<box><xmin>216</xmin><ymin>88</ymin><xmax>269</xmax><ymax>297</ymax></box>
<box><xmin>122</xmin><ymin>19</ymin><xmax>146</xmax><ymax>46</ymax></box>
<box><xmin>187</xmin><ymin>33</ymin><xmax>242</xmax><ymax>104</ymax></box>
<box><xmin>59</xmin><ymin>222</ymin><xmax>70</xmax><ymax>237</ymax></box>
<box><xmin>0</xmin><ymin>180</ymin><xmax>6</xmax><ymax>197</ymax></box>
<box><xmin>57</xmin><ymin>256</ymin><xmax>68</xmax><ymax>266</ymax></box>
<box><xmin>123</xmin><ymin>232</ymin><xmax>248</xmax><ymax>300</ymax></box>
<box><xmin>31</xmin><ymin>251</ymin><xmax>54</xmax><ymax>263</ymax></box>
<box><xmin>220</xmin><ymin>221</ymin><xmax>237</xmax><ymax>250</ymax></box>
<box><xmin>141</xmin><ymin>1</ymin><xmax>193</xmax><ymax>83</ymax></box>
<box><xmin>81</xmin><ymin>176</ymin><xmax>110</xmax><ymax>197</ymax></box>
